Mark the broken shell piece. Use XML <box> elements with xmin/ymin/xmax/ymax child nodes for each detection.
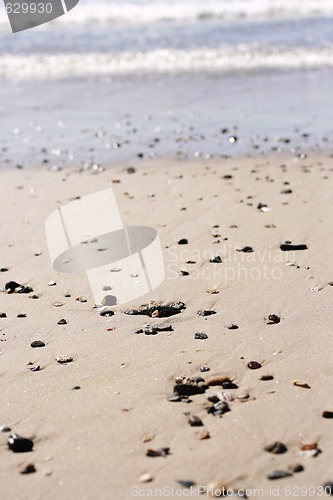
<box><xmin>293</xmin><ymin>380</ymin><xmax>311</xmax><ymax>389</ymax></box>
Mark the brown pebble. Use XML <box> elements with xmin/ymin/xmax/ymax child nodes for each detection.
<box><xmin>19</xmin><ymin>463</ymin><xmax>36</xmax><ymax>474</ymax></box>
<box><xmin>187</xmin><ymin>415</ymin><xmax>203</xmax><ymax>427</ymax></box>
<box><xmin>300</xmin><ymin>442</ymin><xmax>317</xmax><ymax>451</ymax></box>
<box><xmin>260</xmin><ymin>375</ymin><xmax>274</xmax><ymax>381</ymax></box>
<box><xmin>139</xmin><ymin>473</ymin><xmax>153</xmax><ymax>483</ymax></box>
<box><xmin>207</xmin><ymin>375</ymin><xmax>230</xmax><ymax>386</ymax></box>
<box><xmin>196</xmin><ymin>430</ymin><xmax>210</xmax><ymax>440</ymax></box>
<box><xmin>293</xmin><ymin>380</ymin><xmax>311</xmax><ymax>389</ymax></box>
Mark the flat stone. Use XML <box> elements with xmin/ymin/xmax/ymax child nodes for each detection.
<box><xmin>197</xmin><ymin>310</ymin><xmax>216</xmax><ymax>317</ymax></box>
<box><xmin>210</xmin><ymin>256</ymin><xmax>222</xmax><ymax>263</ymax></box>
<box><xmin>187</xmin><ymin>415</ymin><xmax>203</xmax><ymax>427</ymax></box>
<box><xmin>0</xmin><ymin>426</ymin><xmax>11</xmax><ymax>433</ymax></box>
<box><xmin>293</xmin><ymin>380</ymin><xmax>311</xmax><ymax>389</ymax></box>
<box><xmin>178</xmin><ymin>239</ymin><xmax>188</xmax><ymax>245</ymax></box>
<box><xmin>227</xmin><ymin>324</ymin><xmax>239</xmax><ymax>330</ymax></box>
<box><xmin>265</xmin><ymin>442</ymin><xmax>288</xmax><ymax>454</ymax></box>
<box><xmin>174</xmin><ymin>384</ymin><xmax>205</xmax><ymax>396</ymax></box>
<box><xmin>55</xmin><ymin>355</ymin><xmax>73</xmax><ymax>364</ymax></box>
<box><xmin>146</xmin><ymin>448</ymin><xmax>170</xmax><ymax>457</ymax></box>
<box><xmin>139</xmin><ymin>473</ymin><xmax>153</xmax><ymax>483</ymax></box>
<box><xmin>57</xmin><ymin>319</ymin><xmax>67</xmax><ymax>325</ymax></box>
<box><xmin>247</xmin><ymin>361</ymin><xmax>262</xmax><ymax>370</ymax></box>
<box><xmin>196</xmin><ymin>430</ymin><xmax>210</xmax><ymax>440</ymax></box>
<box><xmin>267</xmin><ymin>314</ymin><xmax>281</xmax><ymax>324</ymax></box>
<box><xmin>19</xmin><ymin>463</ymin><xmax>36</xmax><ymax>474</ymax></box>
<box><xmin>194</xmin><ymin>332</ymin><xmax>208</xmax><ymax>340</ymax></box>
<box><xmin>322</xmin><ymin>411</ymin><xmax>333</xmax><ymax>419</ymax></box>
<box><xmin>267</xmin><ymin>470</ymin><xmax>292</xmax><ymax>480</ymax></box>
<box><xmin>176</xmin><ymin>480</ymin><xmax>196</xmax><ymax>488</ymax></box>
<box><xmin>124</xmin><ymin>309</ymin><xmax>139</xmax><ymax>315</ymax></box>
<box><xmin>31</xmin><ymin>340</ymin><xmax>45</xmax><ymax>348</ymax></box>
<box><xmin>280</xmin><ymin>243</ymin><xmax>308</xmax><ymax>251</ymax></box>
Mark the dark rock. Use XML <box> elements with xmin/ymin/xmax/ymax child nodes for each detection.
<box><xmin>8</xmin><ymin>434</ymin><xmax>33</xmax><ymax>453</ymax></box>
<box><xmin>281</xmin><ymin>189</ymin><xmax>293</xmax><ymax>194</ymax></box>
<box><xmin>265</xmin><ymin>442</ymin><xmax>288</xmax><ymax>454</ymax></box>
<box><xmin>237</xmin><ymin>246</ymin><xmax>254</xmax><ymax>253</ymax></box>
<box><xmin>0</xmin><ymin>268</ymin><xmax>9</xmax><ymax>272</ymax></box>
<box><xmin>99</xmin><ymin>309</ymin><xmax>114</xmax><ymax>317</ymax></box>
<box><xmin>228</xmin><ymin>324</ymin><xmax>239</xmax><ymax>330</ymax></box>
<box><xmin>148</xmin><ymin>301</ymin><xmax>185</xmax><ymax>318</ymax></box>
<box><xmin>17</xmin><ymin>314</ymin><xmax>27</xmax><ymax>318</ymax></box>
<box><xmin>0</xmin><ymin>426</ymin><xmax>11</xmax><ymax>433</ymax></box>
<box><xmin>31</xmin><ymin>340</ymin><xmax>45</xmax><ymax>348</ymax></box>
<box><xmin>197</xmin><ymin>310</ymin><xmax>216</xmax><ymax>317</ymax></box>
<box><xmin>257</xmin><ymin>203</ymin><xmax>268</xmax><ymax>210</ymax></box>
<box><xmin>187</xmin><ymin>415</ymin><xmax>203</xmax><ymax>427</ymax></box>
<box><xmin>267</xmin><ymin>470</ymin><xmax>292</xmax><ymax>480</ymax></box>
<box><xmin>194</xmin><ymin>332</ymin><xmax>208</xmax><ymax>340</ymax></box>
<box><xmin>5</xmin><ymin>281</ymin><xmax>33</xmax><ymax>294</ymax></box>
<box><xmin>29</xmin><ymin>365</ymin><xmax>40</xmax><ymax>372</ymax></box>
<box><xmin>124</xmin><ymin>309</ymin><xmax>139</xmax><ymax>315</ymax></box>
<box><xmin>174</xmin><ymin>384</ymin><xmax>205</xmax><ymax>396</ymax></box>
<box><xmin>247</xmin><ymin>361</ymin><xmax>262</xmax><ymax>370</ymax></box>
<box><xmin>146</xmin><ymin>447</ymin><xmax>170</xmax><ymax>457</ymax></box>
<box><xmin>176</xmin><ymin>480</ymin><xmax>196</xmax><ymax>488</ymax></box>
<box><xmin>280</xmin><ymin>244</ymin><xmax>308</xmax><ymax>251</ymax></box>
<box><xmin>207</xmin><ymin>400</ymin><xmax>230</xmax><ymax>416</ymax></box>
<box><xmin>323</xmin><ymin>482</ymin><xmax>333</xmax><ymax>495</ymax></box>
<box><xmin>260</xmin><ymin>375</ymin><xmax>274</xmax><ymax>381</ymax></box>
<box><xmin>0</xmin><ymin>312</ymin><xmax>7</xmax><ymax>318</ymax></box>
<box><xmin>19</xmin><ymin>463</ymin><xmax>36</xmax><ymax>474</ymax></box>
<box><xmin>322</xmin><ymin>411</ymin><xmax>333</xmax><ymax>419</ymax></box>
<box><xmin>289</xmin><ymin>464</ymin><xmax>304</xmax><ymax>473</ymax></box>
<box><xmin>179</xmin><ymin>270</ymin><xmax>189</xmax><ymax>276</ymax></box>
<box><xmin>167</xmin><ymin>394</ymin><xmax>182</xmax><ymax>402</ymax></box>
<box><xmin>267</xmin><ymin>314</ymin><xmax>280</xmax><ymax>324</ymax></box>
<box><xmin>57</xmin><ymin>319</ymin><xmax>67</xmax><ymax>325</ymax></box>
<box><xmin>222</xmin><ymin>381</ymin><xmax>238</xmax><ymax>390</ymax></box>
<box><xmin>178</xmin><ymin>239</ymin><xmax>188</xmax><ymax>245</ymax></box>
<box><xmin>210</xmin><ymin>256</ymin><xmax>222</xmax><ymax>263</ymax></box>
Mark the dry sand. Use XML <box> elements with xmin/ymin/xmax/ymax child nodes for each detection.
<box><xmin>1</xmin><ymin>153</ymin><xmax>333</xmax><ymax>499</ymax></box>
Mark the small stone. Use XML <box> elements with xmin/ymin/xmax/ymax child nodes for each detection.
<box><xmin>146</xmin><ymin>448</ymin><xmax>170</xmax><ymax>457</ymax></box>
<box><xmin>323</xmin><ymin>482</ymin><xmax>333</xmax><ymax>495</ymax></box>
<box><xmin>53</xmin><ymin>302</ymin><xmax>64</xmax><ymax>307</ymax></box>
<box><xmin>179</xmin><ymin>270</ymin><xmax>189</xmax><ymax>276</ymax></box>
<box><xmin>8</xmin><ymin>434</ymin><xmax>33</xmax><ymax>453</ymax></box>
<box><xmin>260</xmin><ymin>375</ymin><xmax>274</xmax><ymax>381</ymax></box>
<box><xmin>197</xmin><ymin>430</ymin><xmax>210</xmax><ymax>440</ymax></box>
<box><xmin>176</xmin><ymin>480</ymin><xmax>196</xmax><ymax>488</ymax></box>
<box><xmin>0</xmin><ymin>268</ymin><xmax>9</xmax><ymax>272</ymax></box>
<box><xmin>237</xmin><ymin>246</ymin><xmax>254</xmax><ymax>253</ymax></box>
<box><xmin>174</xmin><ymin>384</ymin><xmax>205</xmax><ymax>396</ymax></box>
<box><xmin>4</xmin><ymin>281</ymin><xmax>33</xmax><ymax>294</ymax></box>
<box><xmin>288</xmin><ymin>464</ymin><xmax>304</xmax><ymax>473</ymax></box>
<box><xmin>30</xmin><ymin>340</ymin><xmax>45</xmax><ymax>348</ymax></box>
<box><xmin>73</xmin><ymin>386</ymin><xmax>81</xmax><ymax>390</ymax></box>
<box><xmin>29</xmin><ymin>365</ymin><xmax>40</xmax><ymax>372</ymax></box>
<box><xmin>139</xmin><ymin>473</ymin><xmax>153</xmax><ymax>483</ymax></box>
<box><xmin>293</xmin><ymin>380</ymin><xmax>311</xmax><ymax>389</ymax></box>
<box><xmin>207</xmin><ymin>400</ymin><xmax>230</xmax><ymax>416</ymax></box>
<box><xmin>55</xmin><ymin>355</ymin><xmax>73</xmax><ymax>364</ymax></box>
<box><xmin>48</xmin><ymin>281</ymin><xmax>57</xmax><ymax>286</ymax></box>
<box><xmin>222</xmin><ymin>381</ymin><xmax>238</xmax><ymax>390</ymax></box>
<box><xmin>197</xmin><ymin>310</ymin><xmax>216</xmax><ymax>317</ymax></box>
<box><xmin>187</xmin><ymin>415</ymin><xmax>203</xmax><ymax>427</ymax></box>
<box><xmin>267</xmin><ymin>470</ymin><xmax>292</xmax><ymax>480</ymax></box>
<box><xmin>194</xmin><ymin>332</ymin><xmax>208</xmax><ymax>340</ymax></box>
<box><xmin>178</xmin><ymin>238</ymin><xmax>188</xmax><ymax>245</ymax></box>
<box><xmin>17</xmin><ymin>314</ymin><xmax>27</xmax><ymax>318</ymax></box>
<box><xmin>167</xmin><ymin>394</ymin><xmax>182</xmax><ymax>402</ymax></box>
<box><xmin>228</xmin><ymin>135</ymin><xmax>238</xmax><ymax>143</ymax></box>
<box><xmin>265</xmin><ymin>442</ymin><xmax>288</xmax><ymax>454</ymax></box>
<box><xmin>19</xmin><ymin>463</ymin><xmax>36</xmax><ymax>474</ymax></box>
<box><xmin>210</xmin><ymin>256</ymin><xmax>222</xmax><ymax>263</ymax></box>
<box><xmin>200</xmin><ymin>366</ymin><xmax>210</xmax><ymax>372</ymax></box>
<box><xmin>0</xmin><ymin>426</ymin><xmax>11</xmax><ymax>433</ymax></box>
<box><xmin>227</xmin><ymin>324</ymin><xmax>238</xmax><ymax>330</ymax></box>
<box><xmin>322</xmin><ymin>411</ymin><xmax>333</xmax><ymax>419</ymax></box>
<box><xmin>267</xmin><ymin>314</ymin><xmax>281</xmax><ymax>324</ymax></box>
<box><xmin>99</xmin><ymin>309</ymin><xmax>115</xmax><ymax>317</ymax></box>
<box><xmin>57</xmin><ymin>319</ymin><xmax>67</xmax><ymax>326</ymax></box>
<box><xmin>237</xmin><ymin>393</ymin><xmax>250</xmax><ymax>401</ymax></box>
<box><xmin>0</xmin><ymin>312</ymin><xmax>7</xmax><ymax>318</ymax></box>
<box><xmin>124</xmin><ymin>309</ymin><xmax>139</xmax><ymax>315</ymax></box>
<box><xmin>280</xmin><ymin>243</ymin><xmax>308</xmax><ymax>251</ymax></box>
<box><xmin>300</xmin><ymin>442</ymin><xmax>318</xmax><ymax>451</ymax></box>
<box><xmin>207</xmin><ymin>289</ymin><xmax>219</xmax><ymax>294</ymax></box>
<box><xmin>247</xmin><ymin>361</ymin><xmax>262</xmax><ymax>370</ymax></box>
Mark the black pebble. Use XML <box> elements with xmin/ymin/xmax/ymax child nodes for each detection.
<box><xmin>265</xmin><ymin>442</ymin><xmax>288</xmax><ymax>454</ymax></box>
<box><xmin>174</xmin><ymin>384</ymin><xmax>205</xmax><ymax>396</ymax></box>
<box><xmin>290</xmin><ymin>464</ymin><xmax>304</xmax><ymax>473</ymax></box>
<box><xmin>188</xmin><ymin>415</ymin><xmax>203</xmax><ymax>427</ymax></box>
<box><xmin>267</xmin><ymin>470</ymin><xmax>292</xmax><ymax>480</ymax></box>
<box><xmin>8</xmin><ymin>434</ymin><xmax>33</xmax><ymax>453</ymax></box>
<box><xmin>178</xmin><ymin>238</ymin><xmax>188</xmax><ymax>245</ymax></box>
<box><xmin>210</xmin><ymin>256</ymin><xmax>222</xmax><ymax>263</ymax></box>
<box><xmin>222</xmin><ymin>381</ymin><xmax>238</xmax><ymax>390</ymax></box>
<box><xmin>280</xmin><ymin>243</ymin><xmax>308</xmax><ymax>251</ymax></box>
<box><xmin>268</xmin><ymin>314</ymin><xmax>280</xmax><ymax>324</ymax></box>
<box><xmin>176</xmin><ymin>480</ymin><xmax>196</xmax><ymax>488</ymax></box>
<box><xmin>194</xmin><ymin>332</ymin><xmax>208</xmax><ymax>340</ymax></box>
<box><xmin>239</xmin><ymin>246</ymin><xmax>254</xmax><ymax>253</ymax></box>
<box><xmin>322</xmin><ymin>411</ymin><xmax>333</xmax><ymax>419</ymax></box>
<box><xmin>248</xmin><ymin>361</ymin><xmax>262</xmax><ymax>370</ymax></box>
<box><xmin>228</xmin><ymin>324</ymin><xmax>239</xmax><ymax>330</ymax></box>
<box><xmin>100</xmin><ymin>310</ymin><xmax>114</xmax><ymax>317</ymax></box>
<box><xmin>124</xmin><ymin>309</ymin><xmax>139</xmax><ymax>315</ymax></box>
<box><xmin>31</xmin><ymin>340</ymin><xmax>45</xmax><ymax>348</ymax></box>
<box><xmin>197</xmin><ymin>310</ymin><xmax>216</xmax><ymax>317</ymax></box>
<box><xmin>57</xmin><ymin>319</ymin><xmax>67</xmax><ymax>325</ymax></box>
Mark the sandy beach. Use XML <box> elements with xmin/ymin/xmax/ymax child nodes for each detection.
<box><xmin>1</xmin><ymin>151</ymin><xmax>333</xmax><ymax>499</ymax></box>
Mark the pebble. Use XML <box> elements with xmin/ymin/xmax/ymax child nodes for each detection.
<box><xmin>146</xmin><ymin>447</ymin><xmax>170</xmax><ymax>457</ymax></box>
<box><xmin>194</xmin><ymin>332</ymin><xmax>208</xmax><ymax>340</ymax></box>
<box><xmin>8</xmin><ymin>434</ymin><xmax>34</xmax><ymax>453</ymax></box>
<box><xmin>0</xmin><ymin>312</ymin><xmax>7</xmax><ymax>318</ymax></box>
<box><xmin>17</xmin><ymin>314</ymin><xmax>27</xmax><ymax>318</ymax></box>
<box><xmin>293</xmin><ymin>380</ymin><xmax>311</xmax><ymax>389</ymax></box>
<box><xmin>197</xmin><ymin>310</ymin><xmax>216</xmax><ymax>317</ymax></box>
<box><xmin>280</xmin><ymin>243</ymin><xmax>308</xmax><ymax>251</ymax></box>
<box><xmin>4</xmin><ymin>281</ymin><xmax>33</xmax><ymax>294</ymax></box>
<box><xmin>31</xmin><ymin>340</ymin><xmax>45</xmax><ymax>348</ymax></box>
<box><xmin>187</xmin><ymin>415</ymin><xmax>203</xmax><ymax>427</ymax></box>
<box><xmin>53</xmin><ymin>302</ymin><xmax>64</xmax><ymax>307</ymax></box>
<box><xmin>174</xmin><ymin>384</ymin><xmax>205</xmax><ymax>396</ymax></box>
<box><xmin>29</xmin><ymin>365</ymin><xmax>40</xmax><ymax>372</ymax></box>
<box><xmin>323</xmin><ymin>482</ymin><xmax>333</xmax><ymax>495</ymax></box>
<box><xmin>247</xmin><ymin>361</ymin><xmax>262</xmax><ymax>370</ymax></box>
<box><xmin>176</xmin><ymin>480</ymin><xmax>196</xmax><ymax>488</ymax></box>
<box><xmin>139</xmin><ymin>473</ymin><xmax>153</xmax><ymax>483</ymax></box>
<box><xmin>289</xmin><ymin>464</ymin><xmax>304</xmax><ymax>473</ymax></box>
<box><xmin>0</xmin><ymin>426</ymin><xmax>11</xmax><ymax>433</ymax></box>
<box><xmin>178</xmin><ymin>238</ymin><xmax>188</xmax><ymax>245</ymax></box>
<box><xmin>237</xmin><ymin>246</ymin><xmax>254</xmax><ymax>253</ymax></box>
<box><xmin>48</xmin><ymin>281</ymin><xmax>57</xmax><ymax>286</ymax></box>
<box><xmin>148</xmin><ymin>301</ymin><xmax>186</xmax><ymax>318</ymax></box>
<box><xmin>265</xmin><ymin>442</ymin><xmax>288</xmax><ymax>454</ymax></box>
<box><xmin>227</xmin><ymin>324</ymin><xmax>239</xmax><ymax>330</ymax></box>
<box><xmin>222</xmin><ymin>381</ymin><xmax>238</xmax><ymax>390</ymax></box>
<box><xmin>124</xmin><ymin>309</ymin><xmax>139</xmax><ymax>315</ymax></box>
<box><xmin>196</xmin><ymin>429</ymin><xmax>210</xmax><ymax>440</ymax></box>
<box><xmin>57</xmin><ymin>319</ymin><xmax>67</xmax><ymax>325</ymax></box>
<box><xmin>100</xmin><ymin>309</ymin><xmax>114</xmax><ymax>317</ymax></box>
<box><xmin>200</xmin><ymin>366</ymin><xmax>210</xmax><ymax>372</ymax></box>
<box><xmin>207</xmin><ymin>400</ymin><xmax>230</xmax><ymax>416</ymax></box>
<box><xmin>210</xmin><ymin>256</ymin><xmax>222</xmax><ymax>263</ymax></box>
<box><xmin>237</xmin><ymin>393</ymin><xmax>249</xmax><ymax>401</ymax></box>
<box><xmin>179</xmin><ymin>270</ymin><xmax>189</xmax><ymax>276</ymax></box>
<box><xmin>260</xmin><ymin>375</ymin><xmax>274</xmax><ymax>381</ymax></box>
<box><xmin>267</xmin><ymin>470</ymin><xmax>292</xmax><ymax>480</ymax></box>
<box><xmin>19</xmin><ymin>463</ymin><xmax>36</xmax><ymax>474</ymax></box>
<box><xmin>55</xmin><ymin>355</ymin><xmax>73</xmax><ymax>364</ymax></box>
<box><xmin>322</xmin><ymin>411</ymin><xmax>333</xmax><ymax>419</ymax></box>
<box><xmin>0</xmin><ymin>268</ymin><xmax>9</xmax><ymax>272</ymax></box>
<box><xmin>267</xmin><ymin>314</ymin><xmax>281</xmax><ymax>324</ymax></box>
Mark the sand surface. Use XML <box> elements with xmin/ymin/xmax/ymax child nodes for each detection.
<box><xmin>1</xmin><ymin>153</ymin><xmax>333</xmax><ymax>499</ymax></box>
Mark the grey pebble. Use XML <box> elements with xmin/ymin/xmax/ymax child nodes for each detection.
<box><xmin>194</xmin><ymin>332</ymin><xmax>208</xmax><ymax>340</ymax></box>
<box><xmin>31</xmin><ymin>340</ymin><xmax>45</xmax><ymax>348</ymax></box>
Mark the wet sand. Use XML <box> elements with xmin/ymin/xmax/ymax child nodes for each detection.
<box><xmin>1</xmin><ymin>152</ymin><xmax>333</xmax><ymax>499</ymax></box>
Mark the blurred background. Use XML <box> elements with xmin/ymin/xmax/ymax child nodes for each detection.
<box><xmin>0</xmin><ymin>0</ymin><xmax>332</xmax><ymax>168</ymax></box>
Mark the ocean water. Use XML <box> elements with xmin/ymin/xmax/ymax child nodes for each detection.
<box><xmin>1</xmin><ymin>0</ymin><xmax>333</xmax><ymax>78</ymax></box>
<box><xmin>0</xmin><ymin>0</ymin><xmax>332</xmax><ymax>167</ymax></box>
